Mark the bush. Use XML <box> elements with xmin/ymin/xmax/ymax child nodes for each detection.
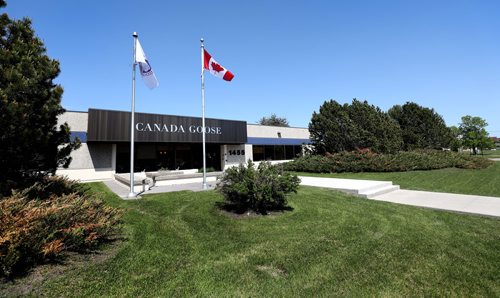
<box><xmin>281</xmin><ymin>150</ymin><xmax>493</xmax><ymax>173</ymax></box>
<box><xmin>0</xmin><ymin>178</ymin><xmax>121</xmax><ymax>278</ymax></box>
<box><xmin>198</xmin><ymin>167</ymin><xmax>216</xmax><ymax>173</ymax></box>
<box><xmin>15</xmin><ymin>175</ymin><xmax>88</xmax><ymax>200</ymax></box>
<box><xmin>216</xmin><ymin>161</ymin><xmax>300</xmax><ymax>214</ymax></box>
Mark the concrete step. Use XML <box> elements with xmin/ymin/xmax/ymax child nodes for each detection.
<box><xmin>114</xmin><ymin>173</ymin><xmax>150</xmax><ymax>186</ymax></box>
<box><xmin>153</xmin><ymin>171</ymin><xmax>223</xmax><ymax>182</ymax></box>
<box><xmin>359</xmin><ymin>184</ymin><xmax>400</xmax><ymax>198</ymax></box>
<box><xmin>357</xmin><ymin>181</ymin><xmax>394</xmax><ymax>194</ymax></box>
<box><xmin>298</xmin><ymin>176</ymin><xmax>399</xmax><ymax>199</ymax></box>
<box><xmin>114</xmin><ymin>173</ymin><xmax>151</xmax><ymax>194</ymax></box>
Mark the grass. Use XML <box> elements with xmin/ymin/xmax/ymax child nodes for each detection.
<box><xmin>293</xmin><ymin>161</ymin><xmax>500</xmax><ymax>198</ymax></box>
<box><xmin>9</xmin><ymin>182</ymin><xmax>500</xmax><ymax>297</ymax></box>
<box><xmin>480</xmin><ymin>149</ymin><xmax>500</xmax><ymax>158</ymax></box>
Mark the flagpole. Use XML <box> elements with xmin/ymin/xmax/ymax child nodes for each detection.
<box><xmin>128</xmin><ymin>32</ymin><xmax>138</xmax><ymax>198</ymax></box>
<box><xmin>201</xmin><ymin>38</ymin><xmax>207</xmax><ymax>190</ymax></box>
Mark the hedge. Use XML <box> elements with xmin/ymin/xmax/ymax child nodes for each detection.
<box><xmin>281</xmin><ymin>150</ymin><xmax>493</xmax><ymax>173</ymax></box>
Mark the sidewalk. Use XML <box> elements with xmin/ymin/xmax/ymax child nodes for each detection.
<box><xmin>102</xmin><ymin>175</ymin><xmax>500</xmax><ymax>217</ymax></box>
<box><xmin>372</xmin><ymin>189</ymin><xmax>500</xmax><ymax>217</ymax></box>
<box><xmin>299</xmin><ymin>176</ymin><xmax>500</xmax><ymax>218</ymax></box>
<box><xmin>103</xmin><ymin>179</ymin><xmax>216</xmax><ymax>199</ymax></box>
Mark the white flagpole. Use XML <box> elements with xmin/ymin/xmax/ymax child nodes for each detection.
<box><xmin>201</xmin><ymin>38</ymin><xmax>207</xmax><ymax>189</ymax></box>
<box><xmin>128</xmin><ymin>32</ymin><xmax>138</xmax><ymax>198</ymax></box>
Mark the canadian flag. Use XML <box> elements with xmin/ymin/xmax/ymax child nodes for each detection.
<box><xmin>203</xmin><ymin>49</ymin><xmax>234</xmax><ymax>81</ymax></box>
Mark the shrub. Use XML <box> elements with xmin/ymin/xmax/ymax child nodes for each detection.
<box><xmin>281</xmin><ymin>150</ymin><xmax>493</xmax><ymax>173</ymax></box>
<box><xmin>0</xmin><ymin>179</ymin><xmax>121</xmax><ymax>277</ymax></box>
<box><xmin>216</xmin><ymin>161</ymin><xmax>300</xmax><ymax>214</ymax></box>
<box><xmin>14</xmin><ymin>175</ymin><xmax>88</xmax><ymax>200</ymax></box>
<box><xmin>198</xmin><ymin>167</ymin><xmax>216</xmax><ymax>173</ymax></box>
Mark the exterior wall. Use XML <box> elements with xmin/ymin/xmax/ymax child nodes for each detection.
<box><xmin>65</xmin><ymin>143</ymin><xmax>112</xmax><ymax>169</ymax></box>
<box><xmin>246</xmin><ymin>124</ymin><xmax>309</xmax><ymax>139</ymax></box>
<box><xmin>88</xmin><ymin>108</ymin><xmax>247</xmax><ymax>144</ymax></box>
<box><xmin>245</xmin><ymin>124</ymin><xmax>309</xmax><ymax>165</ymax></box>
<box><xmin>221</xmin><ymin>144</ymin><xmax>253</xmax><ymax>170</ymax></box>
<box><xmin>57</xmin><ymin>168</ymin><xmax>115</xmax><ymax>182</ymax></box>
<box><xmin>56</xmin><ymin>111</ymin><xmax>117</xmax><ymax>181</ymax></box>
<box><xmin>56</xmin><ymin>110</ymin><xmax>311</xmax><ymax>180</ymax></box>
<box><xmin>57</xmin><ymin>111</ymin><xmax>88</xmax><ymax>132</ymax></box>
<box><xmin>56</xmin><ymin>143</ymin><xmax>116</xmax><ymax>181</ymax></box>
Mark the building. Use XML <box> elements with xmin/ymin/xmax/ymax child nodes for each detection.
<box><xmin>57</xmin><ymin>108</ymin><xmax>310</xmax><ymax>181</ymax></box>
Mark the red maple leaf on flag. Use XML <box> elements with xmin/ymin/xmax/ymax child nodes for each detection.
<box><xmin>211</xmin><ymin>62</ymin><xmax>225</xmax><ymax>73</ymax></box>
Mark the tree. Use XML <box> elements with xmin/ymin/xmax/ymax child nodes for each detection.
<box><xmin>258</xmin><ymin>114</ymin><xmax>290</xmax><ymax>127</ymax></box>
<box><xmin>388</xmin><ymin>102</ymin><xmax>452</xmax><ymax>150</ymax></box>
<box><xmin>309</xmin><ymin>99</ymin><xmax>402</xmax><ymax>154</ymax></box>
<box><xmin>0</xmin><ymin>0</ymin><xmax>80</xmax><ymax>196</ymax></box>
<box><xmin>459</xmin><ymin>116</ymin><xmax>494</xmax><ymax>155</ymax></box>
<box><xmin>449</xmin><ymin>126</ymin><xmax>462</xmax><ymax>152</ymax></box>
<box><xmin>347</xmin><ymin>99</ymin><xmax>403</xmax><ymax>153</ymax></box>
<box><xmin>309</xmin><ymin>100</ymin><xmax>353</xmax><ymax>154</ymax></box>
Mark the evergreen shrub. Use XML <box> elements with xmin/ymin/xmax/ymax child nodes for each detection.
<box><xmin>0</xmin><ymin>178</ymin><xmax>121</xmax><ymax>277</ymax></box>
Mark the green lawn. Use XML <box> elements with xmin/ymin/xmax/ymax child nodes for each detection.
<box><xmin>293</xmin><ymin>162</ymin><xmax>500</xmax><ymax>198</ymax></box>
<box><xmin>481</xmin><ymin>149</ymin><xmax>500</xmax><ymax>158</ymax></box>
<box><xmin>16</xmin><ymin>183</ymin><xmax>500</xmax><ymax>297</ymax></box>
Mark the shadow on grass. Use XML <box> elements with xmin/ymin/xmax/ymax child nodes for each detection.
<box><xmin>215</xmin><ymin>201</ymin><xmax>294</xmax><ymax>218</ymax></box>
<box><xmin>1</xmin><ymin>235</ymin><xmax>126</xmax><ymax>283</ymax></box>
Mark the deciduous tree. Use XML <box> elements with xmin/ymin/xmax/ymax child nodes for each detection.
<box><xmin>449</xmin><ymin>126</ymin><xmax>462</xmax><ymax>152</ymax></box>
<box><xmin>459</xmin><ymin>116</ymin><xmax>494</xmax><ymax>155</ymax></box>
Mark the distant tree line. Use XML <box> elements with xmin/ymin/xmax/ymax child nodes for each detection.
<box><xmin>309</xmin><ymin>99</ymin><xmax>493</xmax><ymax>155</ymax></box>
<box><xmin>258</xmin><ymin>114</ymin><xmax>290</xmax><ymax>127</ymax></box>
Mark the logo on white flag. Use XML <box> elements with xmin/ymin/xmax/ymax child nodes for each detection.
<box><xmin>135</xmin><ymin>39</ymin><xmax>159</xmax><ymax>89</ymax></box>
<box><xmin>139</xmin><ymin>60</ymin><xmax>153</xmax><ymax>75</ymax></box>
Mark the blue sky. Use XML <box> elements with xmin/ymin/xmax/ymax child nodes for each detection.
<box><xmin>5</xmin><ymin>0</ymin><xmax>500</xmax><ymax>134</ymax></box>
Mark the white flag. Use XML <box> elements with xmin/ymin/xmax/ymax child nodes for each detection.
<box><xmin>135</xmin><ymin>39</ymin><xmax>159</xmax><ymax>89</ymax></box>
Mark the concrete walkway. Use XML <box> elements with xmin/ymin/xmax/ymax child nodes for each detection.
<box><xmin>102</xmin><ymin>175</ymin><xmax>500</xmax><ymax>218</ymax></box>
<box><xmin>103</xmin><ymin>179</ymin><xmax>216</xmax><ymax>199</ymax></box>
<box><xmin>299</xmin><ymin>176</ymin><xmax>399</xmax><ymax>198</ymax></box>
<box><xmin>372</xmin><ymin>189</ymin><xmax>500</xmax><ymax>217</ymax></box>
<box><xmin>298</xmin><ymin>176</ymin><xmax>500</xmax><ymax>218</ymax></box>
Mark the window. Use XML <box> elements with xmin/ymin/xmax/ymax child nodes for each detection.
<box><xmin>264</xmin><ymin>146</ymin><xmax>274</xmax><ymax>160</ymax></box>
<box><xmin>275</xmin><ymin>145</ymin><xmax>285</xmax><ymax>160</ymax></box>
<box><xmin>253</xmin><ymin>145</ymin><xmax>264</xmax><ymax>161</ymax></box>
<box><xmin>252</xmin><ymin>145</ymin><xmax>303</xmax><ymax>161</ymax></box>
<box><xmin>285</xmin><ymin>146</ymin><xmax>295</xmax><ymax>159</ymax></box>
<box><xmin>294</xmin><ymin>145</ymin><xmax>302</xmax><ymax>157</ymax></box>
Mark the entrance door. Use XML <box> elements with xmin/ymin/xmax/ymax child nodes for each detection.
<box><xmin>115</xmin><ymin>143</ymin><xmax>222</xmax><ymax>173</ymax></box>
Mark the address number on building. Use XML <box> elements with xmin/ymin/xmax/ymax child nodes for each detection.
<box><xmin>228</xmin><ymin>150</ymin><xmax>245</xmax><ymax>156</ymax></box>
